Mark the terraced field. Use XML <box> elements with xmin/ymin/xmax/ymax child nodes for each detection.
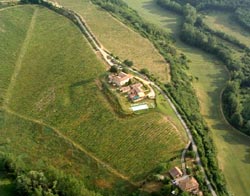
<box><xmin>203</xmin><ymin>11</ymin><xmax>250</xmax><ymax>46</ymax></box>
<box><xmin>124</xmin><ymin>0</ymin><xmax>250</xmax><ymax>195</ymax></box>
<box><xmin>56</xmin><ymin>0</ymin><xmax>170</xmax><ymax>83</ymax></box>
<box><xmin>0</xmin><ymin>4</ymin><xmax>186</xmax><ymax>194</ymax></box>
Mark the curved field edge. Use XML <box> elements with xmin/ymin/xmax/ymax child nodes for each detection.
<box><xmin>203</xmin><ymin>11</ymin><xmax>250</xmax><ymax>46</ymax></box>
<box><xmin>124</xmin><ymin>0</ymin><xmax>250</xmax><ymax>195</ymax></box>
<box><xmin>56</xmin><ymin>0</ymin><xmax>171</xmax><ymax>83</ymax></box>
<box><xmin>0</xmin><ymin>4</ymin><xmax>186</xmax><ymax>192</ymax></box>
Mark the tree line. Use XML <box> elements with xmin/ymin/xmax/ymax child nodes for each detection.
<box><xmin>159</xmin><ymin>0</ymin><xmax>250</xmax><ymax>31</ymax></box>
<box><xmin>157</xmin><ymin>0</ymin><xmax>250</xmax><ymax>137</ymax></box>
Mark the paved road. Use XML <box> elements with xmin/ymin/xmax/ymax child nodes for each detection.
<box><xmin>43</xmin><ymin>1</ymin><xmax>218</xmax><ymax>195</ymax></box>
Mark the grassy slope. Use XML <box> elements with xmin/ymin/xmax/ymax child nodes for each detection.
<box><xmin>56</xmin><ymin>0</ymin><xmax>170</xmax><ymax>83</ymax></box>
<box><xmin>124</xmin><ymin>0</ymin><xmax>250</xmax><ymax>195</ymax></box>
<box><xmin>0</xmin><ymin>5</ymin><xmax>34</xmax><ymax>106</ymax></box>
<box><xmin>0</xmin><ymin>6</ymin><xmax>122</xmax><ymax>194</ymax></box>
<box><xmin>0</xmin><ymin>5</ymin><xmax>185</xmax><ymax>191</ymax></box>
<box><xmin>203</xmin><ymin>11</ymin><xmax>250</xmax><ymax>46</ymax></box>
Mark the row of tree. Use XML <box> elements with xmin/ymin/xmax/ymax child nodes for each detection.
<box><xmin>162</xmin><ymin>0</ymin><xmax>250</xmax><ymax>31</ymax></box>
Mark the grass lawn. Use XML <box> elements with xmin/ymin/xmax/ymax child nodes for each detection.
<box><xmin>203</xmin><ymin>11</ymin><xmax>250</xmax><ymax>47</ymax></box>
<box><xmin>56</xmin><ymin>0</ymin><xmax>171</xmax><ymax>83</ymax></box>
<box><xmin>0</xmin><ymin>5</ymin><xmax>35</xmax><ymax>106</ymax></box>
<box><xmin>125</xmin><ymin>0</ymin><xmax>250</xmax><ymax>195</ymax></box>
<box><xmin>0</xmin><ymin>4</ymin><xmax>186</xmax><ymax>194</ymax></box>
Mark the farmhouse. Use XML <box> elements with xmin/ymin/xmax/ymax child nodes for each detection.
<box><xmin>109</xmin><ymin>72</ymin><xmax>132</xmax><ymax>87</ymax></box>
<box><xmin>169</xmin><ymin>166</ymin><xmax>183</xmax><ymax>179</ymax></box>
<box><xmin>128</xmin><ymin>83</ymin><xmax>145</xmax><ymax>102</ymax></box>
<box><xmin>177</xmin><ymin>176</ymin><xmax>199</xmax><ymax>194</ymax></box>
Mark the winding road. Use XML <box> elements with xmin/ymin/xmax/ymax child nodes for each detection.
<box><xmin>60</xmin><ymin>3</ymin><xmax>217</xmax><ymax>195</ymax></box>
<box><xmin>2</xmin><ymin>1</ymin><xmax>217</xmax><ymax>195</ymax></box>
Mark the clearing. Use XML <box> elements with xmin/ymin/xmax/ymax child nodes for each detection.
<box><xmin>124</xmin><ymin>0</ymin><xmax>250</xmax><ymax>195</ymax></box>
<box><xmin>203</xmin><ymin>11</ymin><xmax>250</xmax><ymax>47</ymax></box>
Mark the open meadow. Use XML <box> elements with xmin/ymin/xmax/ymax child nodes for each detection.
<box><xmin>56</xmin><ymin>0</ymin><xmax>171</xmax><ymax>83</ymax></box>
<box><xmin>124</xmin><ymin>0</ymin><xmax>250</xmax><ymax>195</ymax></box>
<box><xmin>0</xmin><ymin>4</ymin><xmax>187</xmax><ymax>194</ymax></box>
<box><xmin>203</xmin><ymin>11</ymin><xmax>250</xmax><ymax>47</ymax></box>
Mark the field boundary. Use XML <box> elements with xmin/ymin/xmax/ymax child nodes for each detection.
<box><xmin>2</xmin><ymin>106</ymin><xmax>136</xmax><ymax>185</ymax></box>
<box><xmin>0</xmin><ymin>4</ymin><xmax>21</xmax><ymax>11</ymax></box>
<box><xmin>3</xmin><ymin>7</ymin><xmax>38</xmax><ymax>107</ymax></box>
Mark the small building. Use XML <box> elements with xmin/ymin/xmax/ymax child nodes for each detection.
<box><xmin>178</xmin><ymin>176</ymin><xmax>199</xmax><ymax>194</ymax></box>
<box><xmin>169</xmin><ymin>167</ymin><xmax>183</xmax><ymax>179</ymax></box>
<box><xmin>129</xmin><ymin>83</ymin><xmax>145</xmax><ymax>101</ymax></box>
<box><xmin>120</xmin><ymin>86</ymin><xmax>131</xmax><ymax>93</ymax></box>
<box><xmin>147</xmin><ymin>90</ymin><xmax>156</xmax><ymax>99</ymax></box>
<box><xmin>109</xmin><ymin>72</ymin><xmax>132</xmax><ymax>87</ymax></box>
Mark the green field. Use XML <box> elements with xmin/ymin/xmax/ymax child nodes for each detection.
<box><xmin>203</xmin><ymin>11</ymin><xmax>250</xmax><ymax>46</ymax></box>
<box><xmin>0</xmin><ymin>4</ymin><xmax>187</xmax><ymax>194</ymax></box>
<box><xmin>124</xmin><ymin>0</ymin><xmax>250</xmax><ymax>195</ymax></box>
<box><xmin>56</xmin><ymin>0</ymin><xmax>171</xmax><ymax>83</ymax></box>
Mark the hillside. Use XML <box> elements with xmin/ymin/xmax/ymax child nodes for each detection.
<box><xmin>56</xmin><ymin>0</ymin><xmax>171</xmax><ymax>83</ymax></box>
<box><xmin>0</xmin><ymin>4</ymin><xmax>187</xmax><ymax>195</ymax></box>
<box><xmin>124</xmin><ymin>0</ymin><xmax>250</xmax><ymax>195</ymax></box>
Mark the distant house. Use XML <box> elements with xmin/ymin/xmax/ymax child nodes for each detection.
<box><xmin>109</xmin><ymin>72</ymin><xmax>132</xmax><ymax>87</ymax></box>
<box><xmin>120</xmin><ymin>86</ymin><xmax>131</xmax><ymax>93</ymax></box>
<box><xmin>177</xmin><ymin>176</ymin><xmax>199</xmax><ymax>194</ymax></box>
<box><xmin>169</xmin><ymin>167</ymin><xmax>183</xmax><ymax>179</ymax></box>
<box><xmin>128</xmin><ymin>83</ymin><xmax>145</xmax><ymax>102</ymax></box>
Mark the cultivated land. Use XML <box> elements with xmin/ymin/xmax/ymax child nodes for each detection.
<box><xmin>56</xmin><ymin>0</ymin><xmax>170</xmax><ymax>83</ymax></box>
<box><xmin>125</xmin><ymin>0</ymin><xmax>250</xmax><ymax>195</ymax></box>
<box><xmin>0</xmin><ymin>4</ymin><xmax>186</xmax><ymax>194</ymax></box>
<box><xmin>203</xmin><ymin>11</ymin><xmax>250</xmax><ymax>46</ymax></box>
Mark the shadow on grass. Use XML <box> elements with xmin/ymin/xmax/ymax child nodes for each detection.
<box><xmin>209</xmin><ymin>112</ymin><xmax>250</xmax><ymax>165</ymax></box>
<box><xmin>141</xmin><ymin>0</ymin><xmax>182</xmax><ymax>34</ymax></box>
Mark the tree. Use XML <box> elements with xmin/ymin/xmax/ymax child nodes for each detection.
<box><xmin>245</xmin><ymin>120</ymin><xmax>250</xmax><ymax>135</ymax></box>
<box><xmin>161</xmin><ymin>184</ymin><xmax>172</xmax><ymax>195</ymax></box>
<box><xmin>109</xmin><ymin>66</ymin><xmax>118</xmax><ymax>73</ymax></box>
<box><xmin>16</xmin><ymin>171</ymin><xmax>53</xmax><ymax>195</ymax></box>
<box><xmin>231</xmin><ymin>112</ymin><xmax>243</xmax><ymax>128</ymax></box>
<box><xmin>140</xmin><ymin>68</ymin><xmax>149</xmax><ymax>75</ymax></box>
<box><xmin>242</xmin><ymin>99</ymin><xmax>250</xmax><ymax>119</ymax></box>
<box><xmin>123</xmin><ymin>59</ymin><xmax>133</xmax><ymax>67</ymax></box>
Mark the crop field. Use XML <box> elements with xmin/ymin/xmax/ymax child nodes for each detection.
<box><xmin>203</xmin><ymin>11</ymin><xmax>250</xmax><ymax>46</ymax></box>
<box><xmin>0</xmin><ymin>4</ymin><xmax>186</xmax><ymax>194</ymax></box>
<box><xmin>125</xmin><ymin>0</ymin><xmax>250</xmax><ymax>195</ymax></box>
<box><xmin>56</xmin><ymin>0</ymin><xmax>170</xmax><ymax>83</ymax></box>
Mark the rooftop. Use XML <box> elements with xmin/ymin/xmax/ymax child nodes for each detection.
<box><xmin>176</xmin><ymin>176</ymin><xmax>199</xmax><ymax>193</ymax></box>
<box><xmin>169</xmin><ymin>167</ymin><xmax>183</xmax><ymax>179</ymax></box>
